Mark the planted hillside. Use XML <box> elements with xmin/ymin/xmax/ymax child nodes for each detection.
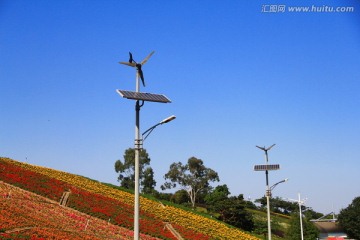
<box><xmin>0</xmin><ymin>181</ymin><xmax>156</xmax><ymax>240</ymax></box>
<box><xmin>0</xmin><ymin>157</ymin><xmax>259</xmax><ymax>239</ymax></box>
<box><xmin>0</xmin><ymin>158</ymin><xmax>182</xmax><ymax>239</ymax></box>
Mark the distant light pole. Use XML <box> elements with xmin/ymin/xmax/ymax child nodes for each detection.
<box><xmin>254</xmin><ymin>144</ymin><xmax>282</xmax><ymax>240</ymax></box>
<box><xmin>286</xmin><ymin>193</ymin><xmax>306</xmax><ymax>240</ymax></box>
<box><xmin>298</xmin><ymin>193</ymin><xmax>305</xmax><ymax>240</ymax></box>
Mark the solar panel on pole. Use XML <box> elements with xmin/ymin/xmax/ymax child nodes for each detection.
<box><xmin>254</xmin><ymin>164</ymin><xmax>280</xmax><ymax>171</ymax></box>
<box><xmin>117</xmin><ymin>90</ymin><xmax>171</xmax><ymax>103</ymax></box>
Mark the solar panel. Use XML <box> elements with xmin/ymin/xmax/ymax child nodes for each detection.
<box><xmin>254</xmin><ymin>164</ymin><xmax>280</xmax><ymax>171</ymax></box>
<box><xmin>117</xmin><ymin>90</ymin><xmax>171</xmax><ymax>103</ymax></box>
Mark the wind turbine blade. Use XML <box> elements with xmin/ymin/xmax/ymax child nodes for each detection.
<box><xmin>141</xmin><ymin>51</ymin><xmax>155</xmax><ymax>65</ymax></box>
<box><xmin>119</xmin><ymin>62</ymin><xmax>136</xmax><ymax>67</ymax></box>
<box><xmin>141</xmin><ymin>77</ymin><xmax>145</xmax><ymax>87</ymax></box>
<box><xmin>266</xmin><ymin>144</ymin><xmax>276</xmax><ymax>151</ymax></box>
<box><xmin>129</xmin><ymin>52</ymin><xmax>133</xmax><ymax>63</ymax></box>
<box><xmin>256</xmin><ymin>145</ymin><xmax>266</xmax><ymax>151</ymax></box>
<box><xmin>138</xmin><ymin>70</ymin><xmax>145</xmax><ymax>87</ymax></box>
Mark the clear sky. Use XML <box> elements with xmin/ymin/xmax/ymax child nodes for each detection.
<box><xmin>1</xmin><ymin>0</ymin><xmax>360</xmax><ymax>215</ymax></box>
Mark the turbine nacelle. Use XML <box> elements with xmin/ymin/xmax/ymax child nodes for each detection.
<box><xmin>119</xmin><ymin>51</ymin><xmax>155</xmax><ymax>87</ymax></box>
<box><xmin>256</xmin><ymin>144</ymin><xmax>276</xmax><ymax>152</ymax></box>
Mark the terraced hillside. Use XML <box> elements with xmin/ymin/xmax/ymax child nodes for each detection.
<box><xmin>0</xmin><ymin>157</ymin><xmax>259</xmax><ymax>239</ymax></box>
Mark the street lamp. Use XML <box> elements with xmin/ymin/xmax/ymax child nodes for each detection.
<box><xmin>254</xmin><ymin>144</ymin><xmax>282</xmax><ymax>240</ymax></box>
<box><xmin>262</xmin><ymin>178</ymin><xmax>288</xmax><ymax>239</ymax></box>
<box><xmin>117</xmin><ymin>51</ymin><xmax>173</xmax><ymax>240</ymax></box>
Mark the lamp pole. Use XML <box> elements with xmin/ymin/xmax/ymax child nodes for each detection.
<box><xmin>118</xmin><ymin>51</ymin><xmax>172</xmax><ymax>240</ymax></box>
<box><xmin>134</xmin><ymin>73</ymin><xmax>141</xmax><ymax>240</ymax></box>
<box><xmin>132</xmin><ymin>115</ymin><xmax>175</xmax><ymax>239</ymax></box>
<box><xmin>263</xmin><ymin>178</ymin><xmax>288</xmax><ymax>240</ymax></box>
<box><xmin>265</xmin><ymin>155</ymin><xmax>271</xmax><ymax>240</ymax></box>
<box><xmin>256</xmin><ymin>144</ymin><xmax>275</xmax><ymax>240</ymax></box>
<box><xmin>298</xmin><ymin>193</ymin><xmax>304</xmax><ymax>240</ymax></box>
<box><xmin>255</xmin><ymin>144</ymin><xmax>282</xmax><ymax>240</ymax></box>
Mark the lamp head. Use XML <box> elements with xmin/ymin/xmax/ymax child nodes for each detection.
<box><xmin>160</xmin><ymin>115</ymin><xmax>176</xmax><ymax>124</ymax></box>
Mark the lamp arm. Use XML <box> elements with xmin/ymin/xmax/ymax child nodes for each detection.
<box><xmin>142</xmin><ymin>123</ymin><xmax>160</xmax><ymax>141</ymax></box>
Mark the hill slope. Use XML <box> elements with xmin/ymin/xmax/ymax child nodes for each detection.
<box><xmin>0</xmin><ymin>181</ymin><xmax>156</xmax><ymax>240</ymax></box>
<box><xmin>0</xmin><ymin>157</ymin><xmax>259</xmax><ymax>239</ymax></box>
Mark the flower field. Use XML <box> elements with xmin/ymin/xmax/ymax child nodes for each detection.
<box><xmin>0</xmin><ymin>157</ymin><xmax>259</xmax><ymax>239</ymax></box>
<box><xmin>0</xmin><ymin>181</ymin><xmax>156</xmax><ymax>240</ymax></box>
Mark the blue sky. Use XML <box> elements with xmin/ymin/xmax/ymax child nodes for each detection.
<box><xmin>1</xmin><ymin>0</ymin><xmax>360</xmax><ymax>215</ymax></box>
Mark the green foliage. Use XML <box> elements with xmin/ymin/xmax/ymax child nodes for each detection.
<box><xmin>171</xmin><ymin>189</ymin><xmax>190</xmax><ymax>204</ymax></box>
<box><xmin>114</xmin><ymin>148</ymin><xmax>155</xmax><ymax>193</ymax></box>
<box><xmin>204</xmin><ymin>184</ymin><xmax>230</xmax><ymax>206</ymax></box>
<box><xmin>286</xmin><ymin>213</ymin><xmax>319</xmax><ymax>240</ymax></box>
<box><xmin>255</xmin><ymin>196</ymin><xmax>298</xmax><ymax>215</ymax></box>
<box><xmin>161</xmin><ymin>156</ymin><xmax>219</xmax><ymax>208</ymax></box>
<box><xmin>152</xmin><ymin>191</ymin><xmax>172</xmax><ymax>201</ymax></box>
<box><xmin>253</xmin><ymin>220</ymin><xmax>268</xmax><ymax>236</ymax></box>
<box><xmin>254</xmin><ymin>196</ymin><xmax>323</xmax><ymax>219</ymax></box>
<box><xmin>218</xmin><ymin>195</ymin><xmax>255</xmax><ymax>231</ymax></box>
<box><xmin>251</xmin><ymin>212</ymin><xmax>285</xmax><ymax>238</ymax></box>
<box><xmin>141</xmin><ymin>167</ymin><xmax>156</xmax><ymax>194</ymax></box>
<box><xmin>205</xmin><ymin>185</ymin><xmax>254</xmax><ymax>231</ymax></box>
<box><xmin>303</xmin><ymin>207</ymin><xmax>323</xmax><ymax>220</ymax></box>
<box><xmin>338</xmin><ymin>196</ymin><xmax>360</xmax><ymax>239</ymax></box>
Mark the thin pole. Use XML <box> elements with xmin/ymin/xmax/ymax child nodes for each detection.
<box><xmin>134</xmin><ymin>73</ymin><xmax>140</xmax><ymax>240</ymax></box>
<box><xmin>299</xmin><ymin>193</ymin><xmax>304</xmax><ymax>240</ymax></box>
<box><xmin>265</xmin><ymin>151</ymin><xmax>271</xmax><ymax>240</ymax></box>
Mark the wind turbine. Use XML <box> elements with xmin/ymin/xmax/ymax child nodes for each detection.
<box><xmin>256</xmin><ymin>144</ymin><xmax>276</xmax><ymax>154</ymax></box>
<box><xmin>117</xmin><ymin>50</ymin><xmax>173</xmax><ymax>240</ymax></box>
<box><xmin>254</xmin><ymin>143</ymin><xmax>278</xmax><ymax>240</ymax></box>
<box><xmin>119</xmin><ymin>51</ymin><xmax>155</xmax><ymax>87</ymax></box>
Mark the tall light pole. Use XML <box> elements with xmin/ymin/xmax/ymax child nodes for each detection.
<box><xmin>117</xmin><ymin>51</ymin><xmax>173</xmax><ymax>240</ymax></box>
<box><xmin>254</xmin><ymin>144</ymin><xmax>281</xmax><ymax>240</ymax></box>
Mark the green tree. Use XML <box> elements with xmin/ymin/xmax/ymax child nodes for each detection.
<box><xmin>141</xmin><ymin>167</ymin><xmax>156</xmax><ymax>194</ymax></box>
<box><xmin>171</xmin><ymin>189</ymin><xmax>190</xmax><ymax>204</ymax></box>
<box><xmin>303</xmin><ymin>207</ymin><xmax>323</xmax><ymax>220</ymax></box>
<box><xmin>205</xmin><ymin>185</ymin><xmax>254</xmax><ymax>231</ymax></box>
<box><xmin>218</xmin><ymin>195</ymin><xmax>254</xmax><ymax>231</ymax></box>
<box><xmin>286</xmin><ymin>212</ymin><xmax>319</xmax><ymax>240</ymax></box>
<box><xmin>114</xmin><ymin>148</ymin><xmax>155</xmax><ymax>193</ymax></box>
<box><xmin>204</xmin><ymin>184</ymin><xmax>230</xmax><ymax>207</ymax></box>
<box><xmin>338</xmin><ymin>196</ymin><xmax>360</xmax><ymax>239</ymax></box>
<box><xmin>161</xmin><ymin>156</ymin><xmax>219</xmax><ymax>208</ymax></box>
<box><xmin>253</xmin><ymin>220</ymin><xmax>268</xmax><ymax>237</ymax></box>
<box><xmin>255</xmin><ymin>196</ymin><xmax>298</xmax><ymax>215</ymax></box>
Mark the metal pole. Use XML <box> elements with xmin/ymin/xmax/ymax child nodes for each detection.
<box><xmin>134</xmin><ymin>73</ymin><xmax>140</xmax><ymax>240</ymax></box>
<box><xmin>266</xmin><ymin>174</ymin><xmax>271</xmax><ymax>240</ymax></box>
<box><xmin>299</xmin><ymin>193</ymin><xmax>304</xmax><ymax>240</ymax></box>
<box><xmin>265</xmin><ymin>151</ymin><xmax>271</xmax><ymax>240</ymax></box>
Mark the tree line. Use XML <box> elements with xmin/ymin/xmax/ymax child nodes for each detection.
<box><xmin>115</xmin><ymin>148</ymin><xmax>360</xmax><ymax>239</ymax></box>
